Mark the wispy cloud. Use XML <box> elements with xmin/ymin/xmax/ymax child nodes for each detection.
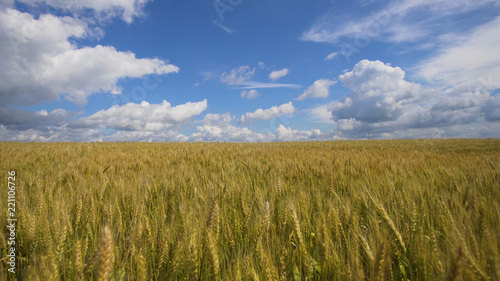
<box><xmin>220</xmin><ymin>65</ymin><xmax>300</xmax><ymax>89</ymax></box>
<box><xmin>237</xmin><ymin>81</ymin><xmax>301</xmax><ymax>89</ymax></box>
<box><xmin>213</xmin><ymin>20</ymin><xmax>236</xmax><ymax>34</ymax></box>
<box><xmin>325</xmin><ymin>52</ymin><xmax>342</xmax><ymax>60</ymax></box>
<box><xmin>220</xmin><ymin>65</ymin><xmax>255</xmax><ymax>85</ymax></box>
<box><xmin>302</xmin><ymin>0</ymin><xmax>498</xmax><ymax>45</ymax></box>
<box><xmin>415</xmin><ymin>16</ymin><xmax>500</xmax><ymax>90</ymax></box>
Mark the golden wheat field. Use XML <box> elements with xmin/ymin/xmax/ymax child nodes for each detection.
<box><xmin>0</xmin><ymin>139</ymin><xmax>499</xmax><ymax>280</ymax></box>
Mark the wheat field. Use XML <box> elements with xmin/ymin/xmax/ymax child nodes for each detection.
<box><xmin>0</xmin><ymin>139</ymin><xmax>499</xmax><ymax>280</ymax></box>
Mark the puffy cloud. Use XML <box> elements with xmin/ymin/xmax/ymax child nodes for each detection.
<box><xmin>0</xmin><ymin>8</ymin><xmax>179</xmax><ymax>106</ymax></box>
<box><xmin>332</xmin><ymin>60</ymin><xmax>428</xmax><ymax>123</ymax></box>
<box><xmin>416</xmin><ymin>16</ymin><xmax>500</xmax><ymax>90</ymax></box>
<box><xmin>72</xmin><ymin>100</ymin><xmax>207</xmax><ymax>131</ymax></box>
<box><xmin>198</xmin><ymin>113</ymin><xmax>234</xmax><ymax>126</ymax></box>
<box><xmin>102</xmin><ymin>130</ymin><xmax>189</xmax><ymax>142</ymax></box>
<box><xmin>239</xmin><ymin>102</ymin><xmax>295</xmax><ymax>124</ymax></box>
<box><xmin>220</xmin><ymin>65</ymin><xmax>255</xmax><ymax>86</ymax></box>
<box><xmin>326</xmin><ymin>59</ymin><xmax>499</xmax><ymax>139</ymax></box>
<box><xmin>305</xmin><ymin>105</ymin><xmax>335</xmax><ymax>124</ymax></box>
<box><xmin>276</xmin><ymin>125</ymin><xmax>323</xmax><ymax>141</ymax></box>
<box><xmin>0</xmin><ymin>124</ymin><xmax>106</xmax><ymax>142</ymax></box>
<box><xmin>0</xmin><ymin>123</ymin><xmax>191</xmax><ymax>142</ymax></box>
<box><xmin>190</xmin><ymin>125</ymin><xmax>273</xmax><ymax>142</ymax></box>
<box><xmin>17</xmin><ymin>0</ymin><xmax>151</xmax><ymax>23</ymax></box>
<box><xmin>269</xmin><ymin>68</ymin><xmax>289</xmax><ymax>81</ymax></box>
<box><xmin>241</xmin><ymin>89</ymin><xmax>259</xmax><ymax>99</ymax></box>
<box><xmin>296</xmin><ymin>79</ymin><xmax>336</xmax><ymax>100</ymax></box>
<box><xmin>190</xmin><ymin>113</ymin><xmax>274</xmax><ymax>142</ymax></box>
<box><xmin>190</xmin><ymin>114</ymin><xmax>330</xmax><ymax>142</ymax></box>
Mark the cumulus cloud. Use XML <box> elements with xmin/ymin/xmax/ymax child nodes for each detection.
<box><xmin>197</xmin><ymin>113</ymin><xmax>234</xmax><ymax>126</ymax></box>
<box><xmin>241</xmin><ymin>89</ymin><xmax>259</xmax><ymax>99</ymax></box>
<box><xmin>276</xmin><ymin>125</ymin><xmax>323</xmax><ymax>141</ymax></box>
<box><xmin>102</xmin><ymin>130</ymin><xmax>189</xmax><ymax>142</ymax></box>
<box><xmin>190</xmin><ymin>113</ymin><xmax>274</xmax><ymax>142</ymax></box>
<box><xmin>190</xmin><ymin>125</ymin><xmax>273</xmax><ymax>142</ymax></box>
<box><xmin>17</xmin><ymin>0</ymin><xmax>151</xmax><ymax>23</ymax></box>
<box><xmin>269</xmin><ymin>68</ymin><xmax>289</xmax><ymax>81</ymax></box>
<box><xmin>0</xmin><ymin>123</ymin><xmax>192</xmax><ymax>142</ymax></box>
<box><xmin>239</xmin><ymin>102</ymin><xmax>295</xmax><ymax>124</ymax></box>
<box><xmin>326</xmin><ymin>59</ymin><xmax>499</xmax><ymax>139</ymax></box>
<box><xmin>190</xmin><ymin>114</ymin><xmax>331</xmax><ymax>142</ymax></box>
<box><xmin>0</xmin><ymin>8</ymin><xmax>179</xmax><ymax>106</ymax></box>
<box><xmin>306</xmin><ymin>105</ymin><xmax>335</xmax><ymax>124</ymax></box>
<box><xmin>332</xmin><ymin>60</ymin><xmax>428</xmax><ymax>123</ymax></box>
<box><xmin>220</xmin><ymin>65</ymin><xmax>255</xmax><ymax>86</ymax></box>
<box><xmin>296</xmin><ymin>79</ymin><xmax>336</xmax><ymax>100</ymax></box>
<box><xmin>72</xmin><ymin>100</ymin><xmax>207</xmax><ymax>131</ymax></box>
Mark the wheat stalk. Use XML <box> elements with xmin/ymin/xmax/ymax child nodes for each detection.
<box><xmin>97</xmin><ymin>226</ymin><xmax>114</xmax><ymax>281</ymax></box>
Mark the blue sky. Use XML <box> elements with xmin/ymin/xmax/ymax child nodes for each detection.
<box><xmin>0</xmin><ymin>0</ymin><xmax>499</xmax><ymax>141</ymax></box>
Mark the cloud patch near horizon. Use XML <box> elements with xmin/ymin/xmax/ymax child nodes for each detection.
<box><xmin>315</xmin><ymin>59</ymin><xmax>500</xmax><ymax>139</ymax></box>
<box><xmin>239</xmin><ymin>102</ymin><xmax>295</xmax><ymax>124</ymax></box>
<box><xmin>72</xmin><ymin>100</ymin><xmax>208</xmax><ymax>131</ymax></box>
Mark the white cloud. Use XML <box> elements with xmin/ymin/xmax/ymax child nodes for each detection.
<box><xmin>325</xmin><ymin>52</ymin><xmax>341</xmax><ymax>60</ymax></box>
<box><xmin>296</xmin><ymin>79</ymin><xmax>336</xmax><ymax>100</ymax></box>
<box><xmin>0</xmin><ymin>8</ymin><xmax>179</xmax><ymax>106</ymax></box>
<box><xmin>276</xmin><ymin>125</ymin><xmax>323</xmax><ymax>141</ymax></box>
<box><xmin>17</xmin><ymin>0</ymin><xmax>151</xmax><ymax>23</ymax></box>
<box><xmin>330</xmin><ymin>60</ymin><xmax>433</xmax><ymax>129</ymax></box>
<box><xmin>241</xmin><ymin>89</ymin><xmax>259</xmax><ymax>99</ymax></box>
<box><xmin>269</xmin><ymin>68</ymin><xmax>289</xmax><ymax>81</ymax></box>
<box><xmin>198</xmin><ymin>113</ymin><xmax>234</xmax><ymax>126</ymax></box>
<box><xmin>239</xmin><ymin>102</ymin><xmax>295</xmax><ymax>124</ymax></box>
<box><xmin>220</xmin><ymin>65</ymin><xmax>255</xmax><ymax>86</ymax></box>
<box><xmin>416</xmin><ymin>16</ymin><xmax>500</xmax><ymax>90</ymax></box>
<box><xmin>306</xmin><ymin>105</ymin><xmax>335</xmax><ymax>124</ymax></box>
<box><xmin>237</xmin><ymin>81</ymin><xmax>301</xmax><ymax>89</ymax></box>
<box><xmin>327</xmin><ymin>59</ymin><xmax>500</xmax><ymax>139</ymax></box>
<box><xmin>190</xmin><ymin>113</ymin><xmax>274</xmax><ymax>142</ymax></box>
<box><xmin>220</xmin><ymin>65</ymin><xmax>299</xmax><ymax>89</ymax></box>
<box><xmin>301</xmin><ymin>0</ymin><xmax>498</xmax><ymax>45</ymax></box>
<box><xmin>102</xmin><ymin>130</ymin><xmax>189</xmax><ymax>142</ymax></box>
<box><xmin>190</xmin><ymin>124</ymin><xmax>274</xmax><ymax>142</ymax></box>
<box><xmin>72</xmin><ymin>100</ymin><xmax>207</xmax><ymax>131</ymax></box>
<box><xmin>0</xmin><ymin>123</ymin><xmax>192</xmax><ymax>142</ymax></box>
